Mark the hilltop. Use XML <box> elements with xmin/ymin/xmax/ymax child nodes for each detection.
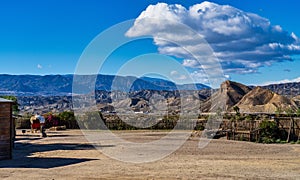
<box><xmin>235</xmin><ymin>86</ymin><xmax>298</xmax><ymax>113</ymax></box>
<box><xmin>200</xmin><ymin>80</ymin><xmax>298</xmax><ymax>113</ymax></box>
<box><xmin>200</xmin><ymin>80</ymin><xmax>252</xmax><ymax>112</ymax></box>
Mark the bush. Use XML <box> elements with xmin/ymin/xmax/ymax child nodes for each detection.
<box><xmin>58</xmin><ymin>111</ymin><xmax>79</xmax><ymax>129</ymax></box>
<box><xmin>259</xmin><ymin>120</ymin><xmax>282</xmax><ymax>143</ymax></box>
<box><xmin>43</xmin><ymin>111</ymin><xmax>79</xmax><ymax>129</ymax></box>
<box><xmin>194</xmin><ymin>124</ymin><xmax>205</xmax><ymax>131</ymax></box>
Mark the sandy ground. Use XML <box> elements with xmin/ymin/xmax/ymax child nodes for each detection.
<box><xmin>0</xmin><ymin>130</ymin><xmax>299</xmax><ymax>180</ymax></box>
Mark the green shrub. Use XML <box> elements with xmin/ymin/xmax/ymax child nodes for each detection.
<box><xmin>280</xmin><ymin>140</ymin><xmax>287</xmax><ymax>144</ymax></box>
<box><xmin>194</xmin><ymin>124</ymin><xmax>205</xmax><ymax>131</ymax></box>
<box><xmin>58</xmin><ymin>111</ymin><xmax>79</xmax><ymax>129</ymax></box>
<box><xmin>261</xmin><ymin>136</ymin><xmax>275</xmax><ymax>144</ymax></box>
<box><xmin>259</xmin><ymin>120</ymin><xmax>282</xmax><ymax>143</ymax></box>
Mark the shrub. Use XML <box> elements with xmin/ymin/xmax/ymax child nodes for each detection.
<box><xmin>58</xmin><ymin>111</ymin><xmax>79</xmax><ymax>129</ymax></box>
<box><xmin>194</xmin><ymin>124</ymin><xmax>205</xmax><ymax>131</ymax></box>
<box><xmin>259</xmin><ymin>120</ymin><xmax>282</xmax><ymax>143</ymax></box>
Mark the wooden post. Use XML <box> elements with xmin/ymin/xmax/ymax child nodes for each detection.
<box><xmin>287</xmin><ymin>118</ymin><xmax>293</xmax><ymax>142</ymax></box>
<box><xmin>0</xmin><ymin>99</ymin><xmax>13</xmax><ymax>160</ymax></box>
<box><xmin>249</xmin><ymin>131</ymin><xmax>251</xmax><ymax>142</ymax></box>
<box><xmin>226</xmin><ymin>131</ymin><xmax>229</xmax><ymax>140</ymax></box>
<box><xmin>292</xmin><ymin>118</ymin><xmax>295</xmax><ymax>141</ymax></box>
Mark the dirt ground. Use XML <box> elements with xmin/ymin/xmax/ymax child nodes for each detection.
<box><xmin>0</xmin><ymin>130</ymin><xmax>299</xmax><ymax>180</ymax></box>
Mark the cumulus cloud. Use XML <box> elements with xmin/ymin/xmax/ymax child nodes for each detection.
<box><xmin>37</xmin><ymin>64</ymin><xmax>43</xmax><ymax>69</ymax></box>
<box><xmin>170</xmin><ymin>70</ymin><xmax>187</xmax><ymax>80</ymax></box>
<box><xmin>126</xmin><ymin>1</ymin><xmax>300</xmax><ymax>75</ymax></box>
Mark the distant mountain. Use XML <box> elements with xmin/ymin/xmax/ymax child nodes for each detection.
<box><xmin>200</xmin><ymin>80</ymin><xmax>252</xmax><ymax>112</ymax></box>
<box><xmin>235</xmin><ymin>87</ymin><xmax>298</xmax><ymax>113</ymax></box>
<box><xmin>0</xmin><ymin>74</ymin><xmax>73</xmax><ymax>96</ymax></box>
<box><xmin>139</xmin><ymin>76</ymin><xmax>210</xmax><ymax>90</ymax></box>
<box><xmin>18</xmin><ymin>89</ymin><xmax>212</xmax><ymax>114</ymax></box>
<box><xmin>3</xmin><ymin>74</ymin><xmax>300</xmax><ymax>114</ymax></box>
<box><xmin>0</xmin><ymin>74</ymin><xmax>210</xmax><ymax>96</ymax></box>
<box><xmin>263</xmin><ymin>82</ymin><xmax>300</xmax><ymax>97</ymax></box>
<box><xmin>201</xmin><ymin>80</ymin><xmax>299</xmax><ymax>113</ymax></box>
<box><xmin>11</xmin><ymin>79</ymin><xmax>300</xmax><ymax>114</ymax></box>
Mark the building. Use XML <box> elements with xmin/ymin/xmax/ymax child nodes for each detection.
<box><xmin>0</xmin><ymin>98</ymin><xmax>14</xmax><ymax>160</ymax></box>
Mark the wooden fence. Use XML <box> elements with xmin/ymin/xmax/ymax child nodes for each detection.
<box><xmin>223</xmin><ymin>118</ymin><xmax>300</xmax><ymax>142</ymax></box>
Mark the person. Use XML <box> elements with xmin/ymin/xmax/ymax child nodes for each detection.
<box><xmin>30</xmin><ymin>114</ymin><xmax>47</xmax><ymax>137</ymax></box>
<box><xmin>35</xmin><ymin>114</ymin><xmax>47</xmax><ymax>137</ymax></box>
<box><xmin>30</xmin><ymin>115</ymin><xmax>40</xmax><ymax>133</ymax></box>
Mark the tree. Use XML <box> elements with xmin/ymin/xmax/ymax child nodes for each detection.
<box><xmin>58</xmin><ymin>111</ymin><xmax>75</xmax><ymax>122</ymax></box>
<box><xmin>259</xmin><ymin>120</ymin><xmax>281</xmax><ymax>143</ymax></box>
<box><xmin>233</xmin><ymin>106</ymin><xmax>239</xmax><ymax>114</ymax></box>
<box><xmin>58</xmin><ymin>111</ymin><xmax>78</xmax><ymax>129</ymax></box>
<box><xmin>1</xmin><ymin>96</ymin><xmax>19</xmax><ymax>115</ymax></box>
<box><xmin>233</xmin><ymin>106</ymin><xmax>240</xmax><ymax>116</ymax></box>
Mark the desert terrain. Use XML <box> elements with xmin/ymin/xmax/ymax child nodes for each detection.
<box><xmin>0</xmin><ymin>130</ymin><xmax>299</xmax><ymax>179</ymax></box>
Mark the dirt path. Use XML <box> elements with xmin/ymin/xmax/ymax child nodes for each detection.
<box><xmin>0</xmin><ymin>130</ymin><xmax>299</xmax><ymax>179</ymax></box>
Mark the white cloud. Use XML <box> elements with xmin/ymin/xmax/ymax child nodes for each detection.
<box><xmin>126</xmin><ymin>1</ymin><xmax>300</xmax><ymax>75</ymax></box>
<box><xmin>182</xmin><ymin>59</ymin><xmax>201</xmax><ymax>68</ymax></box>
<box><xmin>259</xmin><ymin>77</ymin><xmax>300</xmax><ymax>86</ymax></box>
<box><xmin>170</xmin><ymin>70</ymin><xmax>178</xmax><ymax>76</ymax></box>
<box><xmin>224</xmin><ymin>74</ymin><xmax>230</xmax><ymax>79</ymax></box>
<box><xmin>190</xmin><ymin>70</ymin><xmax>209</xmax><ymax>84</ymax></box>
<box><xmin>37</xmin><ymin>64</ymin><xmax>43</xmax><ymax>69</ymax></box>
<box><xmin>170</xmin><ymin>70</ymin><xmax>187</xmax><ymax>80</ymax></box>
<box><xmin>273</xmin><ymin>25</ymin><xmax>283</xmax><ymax>32</ymax></box>
<box><xmin>291</xmin><ymin>32</ymin><xmax>298</xmax><ymax>41</ymax></box>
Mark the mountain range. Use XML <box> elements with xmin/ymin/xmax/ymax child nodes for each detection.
<box><xmin>0</xmin><ymin>74</ymin><xmax>210</xmax><ymax>96</ymax></box>
<box><xmin>0</xmin><ymin>74</ymin><xmax>299</xmax><ymax>114</ymax></box>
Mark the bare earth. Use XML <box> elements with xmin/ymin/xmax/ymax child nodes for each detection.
<box><xmin>0</xmin><ymin>130</ymin><xmax>299</xmax><ymax>180</ymax></box>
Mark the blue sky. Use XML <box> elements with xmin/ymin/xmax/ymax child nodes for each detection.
<box><xmin>1</xmin><ymin>0</ymin><xmax>300</xmax><ymax>86</ymax></box>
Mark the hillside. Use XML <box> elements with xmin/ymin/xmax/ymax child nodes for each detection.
<box><xmin>234</xmin><ymin>87</ymin><xmax>298</xmax><ymax>113</ymax></box>
<box><xmin>200</xmin><ymin>80</ymin><xmax>299</xmax><ymax>113</ymax></box>
<box><xmin>292</xmin><ymin>95</ymin><xmax>300</xmax><ymax>106</ymax></box>
<box><xmin>200</xmin><ymin>80</ymin><xmax>252</xmax><ymax>112</ymax></box>
<box><xmin>17</xmin><ymin>89</ymin><xmax>211</xmax><ymax>114</ymax></box>
<box><xmin>263</xmin><ymin>82</ymin><xmax>300</xmax><ymax>97</ymax></box>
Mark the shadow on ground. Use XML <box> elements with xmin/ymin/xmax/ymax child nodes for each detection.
<box><xmin>0</xmin><ymin>137</ymin><xmax>114</xmax><ymax>169</ymax></box>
